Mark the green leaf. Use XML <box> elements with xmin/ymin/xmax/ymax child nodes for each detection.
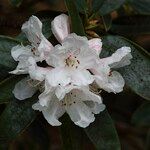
<box><xmin>65</xmin><ymin>0</ymin><xmax>86</xmax><ymax>36</ymax></box>
<box><xmin>10</xmin><ymin>0</ymin><xmax>23</xmax><ymax>7</ymax></box>
<box><xmin>146</xmin><ymin>129</ymin><xmax>150</xmax><ymax>150</ymax></box>
<box><xmin>0</xmin><ymin>75</ymin><xmax>24</xmax><ymax>104</ymax></box>
<box><xmin>111</xmin><ymin>15</ymin><xmax>150</xmax><ymax>36</ymax></box>
<box><xmin>85</xmin><ymin>110</ymin><xmax>121</xmax><ymax>150</ymax></box>
<box><xmin>132</xmin><ymin>102</ymin><xmax>150</xmax><ymax>126</ymax></box>
<box><xmin>75</xmin><ymin>0</ymin><xmax>88</xmax><ymax>14</ymax></box>
<box><xmin>92</xmin><ymin>0</ymin><xmax>125</xmax><ymax>15</ymax></box>
<box><xmin>0</xmin><ymin>97</ymin><xmax>37</xmax><ymax>142</ymax></box>
<box><xmin>60</xmin><ymin>115</ymin><xmax>86</xmax><ymax>150</ymax></box>
<box><xmin>0</xmin><ymin>36</ymin><xmax>20</xmax><ymax>80</ymax></box>
<box><xmin>0</xmin><ymin>36</ymin><xmax>19</xmax><ymax>69</ymax></box>
<box><xmin>129</xmin><ymin>0</ymin><xmax>150</xmax><ymax>14</ymax></box>
<box><xmin>102</xmin><ymin>14</ymin><xmax>112</xmax><ymax>31</ymax></box>
<box><xmin>101</xmin><ymin>35</ymin><xmax>150</xmax><ymax>100</ymax></box>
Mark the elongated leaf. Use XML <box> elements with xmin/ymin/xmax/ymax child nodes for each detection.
<box><xmin>101</xmin><ymin>35</ymin><xmax>150</xmax><ymax>100</ymax></box>
<box><xmin>129</xmin><ymin>0</ymin><xmax>150</xmax><ymax>14</ymax></box>
<box><xmin>85</xmin><ymin>110</ymin><xmax>121</xmax><ymax>150</ymax></box>
<box><xmin>0</xmin><ymin>75</ymin><xmax>24</xmax><ymax>104</ymax></box>
<box><xmin>132</xmin><ymin>102</ymin><xmax>150</xmax><ymax>126</ymax></box>
<box><xmin>92</xmin><ymin>0</ymin><xmax>125</xmax><ymax>15</ymax></box>
<box><xmin>0</xmin><ymin>97</ymin><xmax>37</xmax><ymax>142</ymax></box>
<box><xmin>0</xmin><ymin>36</ymin><xmax>19</xmax><ymax>69</ymax></box>
<box><xmin>75</xmin><ymin>0</ymin><xmax>88</xmax><ymax>14</ymax></box>
<box><xmin>65</xmin><ymin>0</ymin><xmax>86</xmax><ymax>36</ymax></box>
<box><xmin>60</xmin><ymin>115</ymin><xmax>84</xmax><ymax>150</ymax></box>
<box><xmin>102</xmin><ymin>14</ymin><xmax>112</xmax><ymax>31</ymax></box>
<box><xmin>10</xmin><ymin>0</ymin><xmax>23</xmax><ymax>7</ymax></box>
<box><xmin>111</xmin><ymin>15</ymin><xmax>150</xmax><ymax>35</ymax></box>
<box><xmin>0</xmin><ymin>36</ymin><xmax>20</xmax><ymax>80</ymax></box>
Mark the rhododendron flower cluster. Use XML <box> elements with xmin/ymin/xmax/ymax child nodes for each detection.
<box><xmin>10</xmin><ymin>14</ymin><xmax>132</xmax><ymax>128</ymax></box>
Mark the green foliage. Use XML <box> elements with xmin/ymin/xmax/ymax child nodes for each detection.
<box><xmin>129</xmin><ymin>0</ymin><xmax>150</xmax><ymax>14</ymax></box>
<box><xmin>0</xmin><ymin>36</ymin><xmax>19</xmax><ymax>69</ymax></box>
<box><xmin>65</xmin><ymin>0</ymin><xmax>86</xmax><ymax>36</ymax></box>
<box><xmin>101</xmin><ymin>35</ymin><xmax>150</xmax><ymax>100</ymax></box>
<box><xmin>132</xmin><ymin>102</ymin><xmax>150</xmax><ymax>126</ymax></box>
<box><xmin>10</xmin><ymin>0</ymin><xmax>23</xmax><ymax>7</ymax></box>
<box><xmin>0</xmin><ymin>36</ymin><xmax>20</xmax><ymax>80</ymax></box>
<box><xmin>0</xmin><ymin>97</ymin><xmax>37</xmax><ymax>142</ymax></box>
<box><xmin>75</xmin><ymin>0</ymin><xmax>88</xmax><ymax>14</ymax></box>
<box><xmin>92</xmin><ymin>0</ymin><xmax>125</xmax><ymax>15</ymax></box>
<box><xmin>0</xmin><ymin>75</ymin><xmax>24</xmax><ymax>104</ymax></box>
<box><xmin>85</xmin><ymin>110</ymin><xmax>121</xmax><ymax>150</ymax></box>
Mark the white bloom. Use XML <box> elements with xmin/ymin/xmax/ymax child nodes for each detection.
<box><xmin>91</xmin><ymin>46</ymin><xmax>132</xmax><ymax>93</ymax></box>
<box><xmin>10</xmin><ymin>13</ymin><xmax>132</xmax><ymax>128</ymax></box>
<box><xmin>32</xmin><ymin>85</ymin><xmax>105</xmax><ymax>128</ymax></box>
<box><xmin>45</xmin><ymin>14</ymin><xmax>102</xmax><ymax>95</ymax></box>
<box><xmin>44</xmin><ymin>14</ymin><xmax>132</xmax><ymax>96</ymax></box>
<box><xmin>10</xmin><ymin>15</ymin><xmax>53</xmax><ymax>75</ymax></box>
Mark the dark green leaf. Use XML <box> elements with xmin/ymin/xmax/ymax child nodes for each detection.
<box><xmin>111</xmin><ymin>15</ymin><xmax>150</xmax><ymax>35</ymax></box>
<box><xmin>92</xmin><ymin>0</ymin><xmax>125</xmax><ymax>15</ymax></box>
<box><xmin>102</xmin><ymin>14</ymin><xmax>112</xmax><ymax>31</ymax></box>
<box><xmin>85</xmin><ymin>110</ymin><xmax>121</xmax><ymax>150</ymax></box>
<box><xmin>75</xmin><ymin>0</ymin><xmax>88</xmax><ymax>14</ymax></box>
<box><xmin>0</xmin><ymin>75</ymin><xmax>24</xmax><ymax>104</ymax></box>
<box><xmin>0</xmin><ymin>36</ymin><xmax>19</xmax><ymax>69</ymax></box>
<box><xmin>65</xmin><ymin>0</ymin><xmax>86</xmax><ymax>36</ymax></box>
<box><xmin>129</xmin><ymin>0</ymin><xmax>150</xmax><ymax>14</ymax></box>
<box><xmin>10</xmin><ymin>0</ymin><xmax>23</xmax><ymax>7</ymax></box>
<box><xmin>0</xmin><ymin>97</ymin><xmax>37</xmax><ymax>142</ymax></box>
<box><xmin>60</xmin><ymin>115</ymin><xmax>84</xmax><ymax>150</ymax></box>
<box><xmin>0</xmin><ymin>36</ymin><xmax>20</xmax><ymax>79</ymax></box>
<box><xmin>132</xmin><ymin>102</ymin><xmax>150</xmax><ymax>126</ymax></box>
<box><xmin>101</xmin><ymin>35</ymin><xmax>150</xmax><ymax>100</ymax></box>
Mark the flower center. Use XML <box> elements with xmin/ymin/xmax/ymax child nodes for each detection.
<box><xmin>65</xmin><ymin>55</ymin><xmax>80</xmax><ymax>68</ymax></box>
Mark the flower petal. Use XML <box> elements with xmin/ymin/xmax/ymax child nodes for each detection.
<box><xmin>66</xmin><ymin>100</ymin><xmax>95</xmax><ymax>128</ymax></box>
<box><xmin>84</xmin><ymin>101</ymin><xmax>105</xmax><ymax>114</ymax></box>
<box><xmin>101</xmin><ymin>46</ymin><xmax>132</xmax><ymax>68</ymax></box>
<box><xmin>46</xmin><ymin>67</ymin><xmax>71</xmax><ymax>87</ymax></box>
<box><xmin>95</xmin><ymin>71</ymin><xmax>125</xmax><ymax>93</ymax></box>
<box><xmin>22</xmin><ymin>15</ymin><xmax>43</xmax><ymax>48</ymax></box>
<box><xmin>51</xmin><ymin>14</ymin><xmax>70</xmax><ymax>43</ymax></box>
<box><xmin>88</xmin><ymin>38</ymin><xmax>102</xmax><ymax>55</ymax></box>
<box><xmin>71</xmin><ymin>69</ymin><xmax>94</xmax><ymax>86</ymax></box>
<box><xmin>28</xmin><ymin>57</ymin><xmax>51</xmax><ymax>81</ymax></box>
<box><xmin>11</xmin><ymin>45</ymin><xmax>32</xmax><ymax>61</ymax></box>
<box><xmin>13</xmin><ymin>77</ymin><xmax>37</xmax><ymax>100</ymax></box>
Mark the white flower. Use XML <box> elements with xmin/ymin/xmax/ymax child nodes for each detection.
<box><xmin>13</xmin><ymin>76</ymin><xmax>42</xmax><ymax>100</ymax></box>
<box><xmin>44</xmin><ymin>14</ymin><xmax>132</xmax><ymax>96</ymax></box>
<box><xmin>90</xmin><ymin>46</ymin><xmax>132</xmax><ymax>93</ymax></box>
<box><xmin>44</xmin><ymin>14</ymin><xmax>102</xmax><ymax>96</ymax></box>
<box><xmin>10</xmin><ymin>15</ymin><xmax>53</xmax><ymax>75</ymax></box>
<box><xmin>32</xmin><ymin>85</ymin><xmax>105</xmax><ymax>128</ymax></box>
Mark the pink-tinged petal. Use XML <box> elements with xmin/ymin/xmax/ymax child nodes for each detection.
<box><xmin>13</xmin><ymin>77</ymin><xmax>37</xmax><ymax>100</ymax></box>
<box><xmin>51</xmin><ymin>14</ymin><xmax>70</xmax><ymax>43</ymax></box>
<box><xmin>28</xmin><ymin>57</ymin><xmax>52</xmax><ymax>81</ymax></box>
<box><xmin>22</xmin><ymin>15</ymin><xmax>43</xmax><ymax>48</ymax></box>
<box><xmin>101</xmin><ymin>46</ymin><xmax>132</xmax><ymax>68</ymax></box>
<box><xmin>45</xmin><ymin>67</ymin><xmax>71</xmax><ymax>87</ymax></box>
<box><xmin>38</xmin><ymin>36</ymin><xmax>53</xmax><ymax>60</ymax></box>
<box><xmin>88</xmin><ymin>38</ymin><xmax>102</xmax><ymax>55</ymax></box>
<box><xmin>66</xmin><ymin>100</ymin><xmax>95</xmax><ymax>128</ymax></box>
<box><xmin>95</xmin><ymin>71</ymin><xmax>125</xmax><ymax>93</ymax></box>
